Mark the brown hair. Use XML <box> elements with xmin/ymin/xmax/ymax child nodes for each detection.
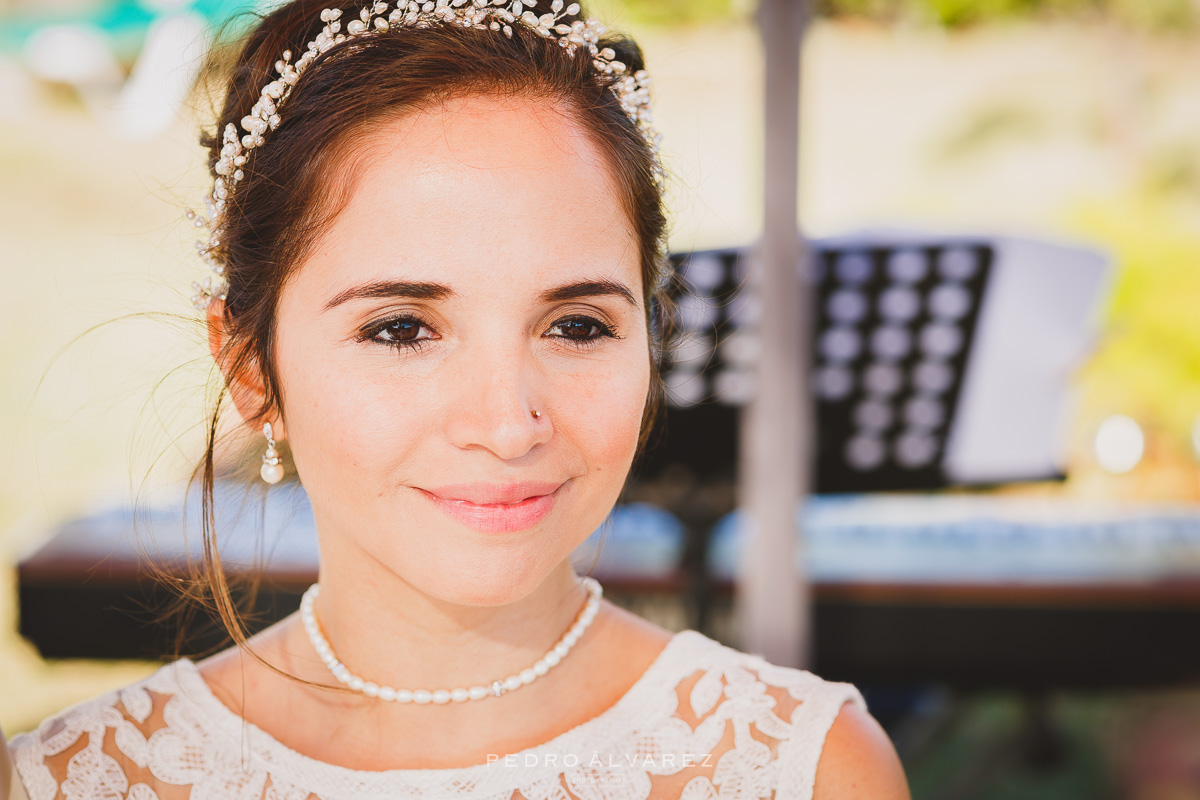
<box><xmin>173</xmin><ymin>0</ymin><xmax>678</xmax><ymax>680</ymax></box>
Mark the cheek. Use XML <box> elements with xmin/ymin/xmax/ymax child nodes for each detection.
<box><xmin>273</xmin><ymin>333</ymin><xmax>436</xmax><ymax>495</ymax></box>
<box><xmin>548</xmin><ymin>348</ymin><xmax>651</xmax><ymax>475</ymax></box>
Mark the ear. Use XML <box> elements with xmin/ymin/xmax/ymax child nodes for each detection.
<box><xmin>207</xmin><ymin>300</ymin><xmax>288</xmax><ymax>440</ymax></box>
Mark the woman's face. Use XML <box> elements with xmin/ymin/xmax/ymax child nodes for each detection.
<box><xmin>267</xmin><ymin>93</ymin><xmax>649</xmax><ymax>606</ymax></box>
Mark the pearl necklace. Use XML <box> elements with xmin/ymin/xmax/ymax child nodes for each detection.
<box><xmin>300</xmin><ymin>576</ymin><xmax>603</xmax><ymax>704</ymax></box>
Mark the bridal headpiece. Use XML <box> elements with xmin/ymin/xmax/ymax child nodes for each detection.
<box><xmin>188</xmin><ymin>0</ymin><xmax>664</xmax><ymax>311</ymax></box>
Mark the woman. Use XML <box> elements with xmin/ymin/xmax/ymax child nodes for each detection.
<box><xmin>5</xmin><ymin>1</ymin><xmax>910</xmax><ymax>798</ymax></box>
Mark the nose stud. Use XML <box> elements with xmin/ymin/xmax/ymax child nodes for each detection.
<box><xmin>531</xmin><ymin>409</ymin><xmax>541</xmax><ymax>420</ymax></box>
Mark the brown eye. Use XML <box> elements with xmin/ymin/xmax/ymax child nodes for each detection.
<box><xmin>363</xmin><ymin>315</ymin><xmax>436</xmax><ymax>351</ymax></box>
<box><xmin>546</xmin><ymin>315</ymin><xmax>621</xmax><ymax>348</ymax></box>
<box><xmin>380</xmin><ymin>319</ymin><xmax>424</xmax><ymax>342</ymax></box>
<box><xmin>554</xmin><ymin>319</ymin><xmax>600</xmax><ymax>339</ymax></box>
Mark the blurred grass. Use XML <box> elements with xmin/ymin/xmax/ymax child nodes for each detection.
<box><xmin>904</xmin><ymin>693</ymin><xmax>1122</xmax><ymax>800</ymax></box>
<box><xmin>903</xmin><ymin>688</ymin><xmax>1200</xmax><ymax>799</ymax></box>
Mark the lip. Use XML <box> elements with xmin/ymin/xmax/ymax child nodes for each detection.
<box><xmin>416</xmin><ymin>480</ymin><xmax>565</xmax><ymax>533</ymax></box>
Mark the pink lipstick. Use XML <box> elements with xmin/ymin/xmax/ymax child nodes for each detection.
<box><xmin>416</xmin><ymin>480</ymin><xmax>564</xmax><ymax>533</ymax></box>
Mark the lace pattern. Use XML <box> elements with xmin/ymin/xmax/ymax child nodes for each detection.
<box><xmin>8</xmin><ymin>630</ymin><xmax>866</xmax><ymax>800</ymax></box>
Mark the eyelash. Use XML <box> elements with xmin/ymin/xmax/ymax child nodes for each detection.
<box><xmin>358</xmin><ymin>314</ymin><xmax>623</xmax><ymax>352</ymax></box>
<box><xmin>358</xmin><ymin>316</ymin><xmax>437</xmax><ymax>352</ymax></box>
<box><xmin>546</xmin><ymin>315</ymin><xmax>624</xmax><ymax>349</ymax></box>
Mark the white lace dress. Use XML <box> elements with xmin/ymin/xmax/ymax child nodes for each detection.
<box><xmin>7</xmin><ymin>629</ymin><xmax>866</xmax><ymax>800</ymax></box>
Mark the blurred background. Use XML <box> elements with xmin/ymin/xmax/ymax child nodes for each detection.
<box><xmin>4</xmin><ymin>0</ymin><xmax>1200</xmax><ymax>797</ymax></box>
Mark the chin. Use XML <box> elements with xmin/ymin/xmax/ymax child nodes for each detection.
<box><xmin>397</xmin><ymin>546</ymin><xmax>566</xmax><ymax>608</ymax></box>
<box><xmin>423</xmin><ymin>575</ymin><xmax>545</xmax><ymax>608</ymax></box>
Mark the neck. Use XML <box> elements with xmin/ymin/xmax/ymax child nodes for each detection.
<box><xmin>306</xmin><ymin>540</ymin><xmax>590</xmax><ymax>695</ymax></box>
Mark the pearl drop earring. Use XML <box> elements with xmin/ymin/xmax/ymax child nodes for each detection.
<box><xmin>260</xmin><ymin>422</ymin><xmax>284</xmax><ymax>484</ymax></box>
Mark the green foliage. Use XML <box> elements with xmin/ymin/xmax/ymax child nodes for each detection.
<box><xmin>814</xmin><ymin>0</ymin><xmax>899</xmax><ymax>18</ymax></box>
<box><xmin>812</xmin><ymin>0</ymin><xmax>1196</xmax><ymax>29</ymax></box>
<box><xmin>591</xmin><ymin>0</ymin><xmax>745</xmax><ymax>27</ymax></box>
<box><xmin>1106</xmin><ymin>0</ymin><xmax>1196</xmax><ymax>31</ymax></box>
<box><xmin>815</xmin><ymin>0</ymin><xmax>1053</xmax><ymax>24</ymax></box>
<box><xmin>1065</xmin><ymin>195</ymin><xmax>1200</xmax><ymax>442</ymax></box>
<box><xmin>919</xmin><ymin>0</ymin><xmax>1050</xmax><ymax>27</ymax></box>
<box><xmin>609</xmin><ymin>0</ymin><xmax>1196</xmax><ymax>30</ymax></box>
<box><xmin>935</xmin><ymin>102</ymin><xmax>1045</xmax><ymax>161</ymax></box>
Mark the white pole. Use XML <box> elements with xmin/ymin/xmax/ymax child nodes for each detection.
<box><xmin>734</xmin><ymin>0</ymin><xmax>812</xmax><ymax>669</ymax></box>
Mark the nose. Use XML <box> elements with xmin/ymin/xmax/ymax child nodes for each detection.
<box><xmin>445</xmin><ymin>347</ymin><xmax>552</xmax><ymax>460</ymax></box>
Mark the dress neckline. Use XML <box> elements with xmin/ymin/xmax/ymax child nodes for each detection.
<box><xmin>165</xmin><ymin>627</ymin><xmax>715</xmax><ymax>796</ymax></box>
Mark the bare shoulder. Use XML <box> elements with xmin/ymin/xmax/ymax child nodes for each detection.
<box><xmin>595</xmin><ymin>596</ymin><xmax>676</xmax><ymax>651</ymax></box>
<box><xmin>813</xmin><ymin>701</ymin><xmax>911</xmax><ymax>800</ymax></box>
<box><xmin>577</xmin><ymin>598</ymin><xmax>676</xmax><ymax>691</ymax></box>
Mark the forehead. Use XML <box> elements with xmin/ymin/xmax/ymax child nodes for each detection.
<box><xmin>293</xmin><ymin>92</ymin><xmax>640</xmax><ymax>301</ymax></box>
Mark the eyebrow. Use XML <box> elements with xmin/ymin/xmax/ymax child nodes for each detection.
<box><xmin>323</xmin><ymin>280</ymin><xmax>454</xmax><ymax>311</ymax></box>
<box><xmin>538</xmin><ymin>279</ymin><xmax>638</xmax><ymax>308</ymax></box>
<box><xmin>323</xmin><ymin>278</ymin><xmax>638</xmax><ymax>311</ymax></box>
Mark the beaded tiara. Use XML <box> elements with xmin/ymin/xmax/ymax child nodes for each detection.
<box><xmin>188</xmin><ymin>0</ymin><xmax>665</xmax><ymax>311</ymax></box>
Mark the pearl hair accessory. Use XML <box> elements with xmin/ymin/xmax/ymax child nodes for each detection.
<box><xmin>260</xmin><ymin>422</ymin><xmax>284</xmax><ymax>484</ymax></box>
<box><xmin>301</xmin><ymin>575</ymin><xmax>603</xmax><ymax>702</ymax></box>
<box><xmin>188</xmin><ymin>0</ymin><xmax>664</xmax><ymax>312</ymax></box>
